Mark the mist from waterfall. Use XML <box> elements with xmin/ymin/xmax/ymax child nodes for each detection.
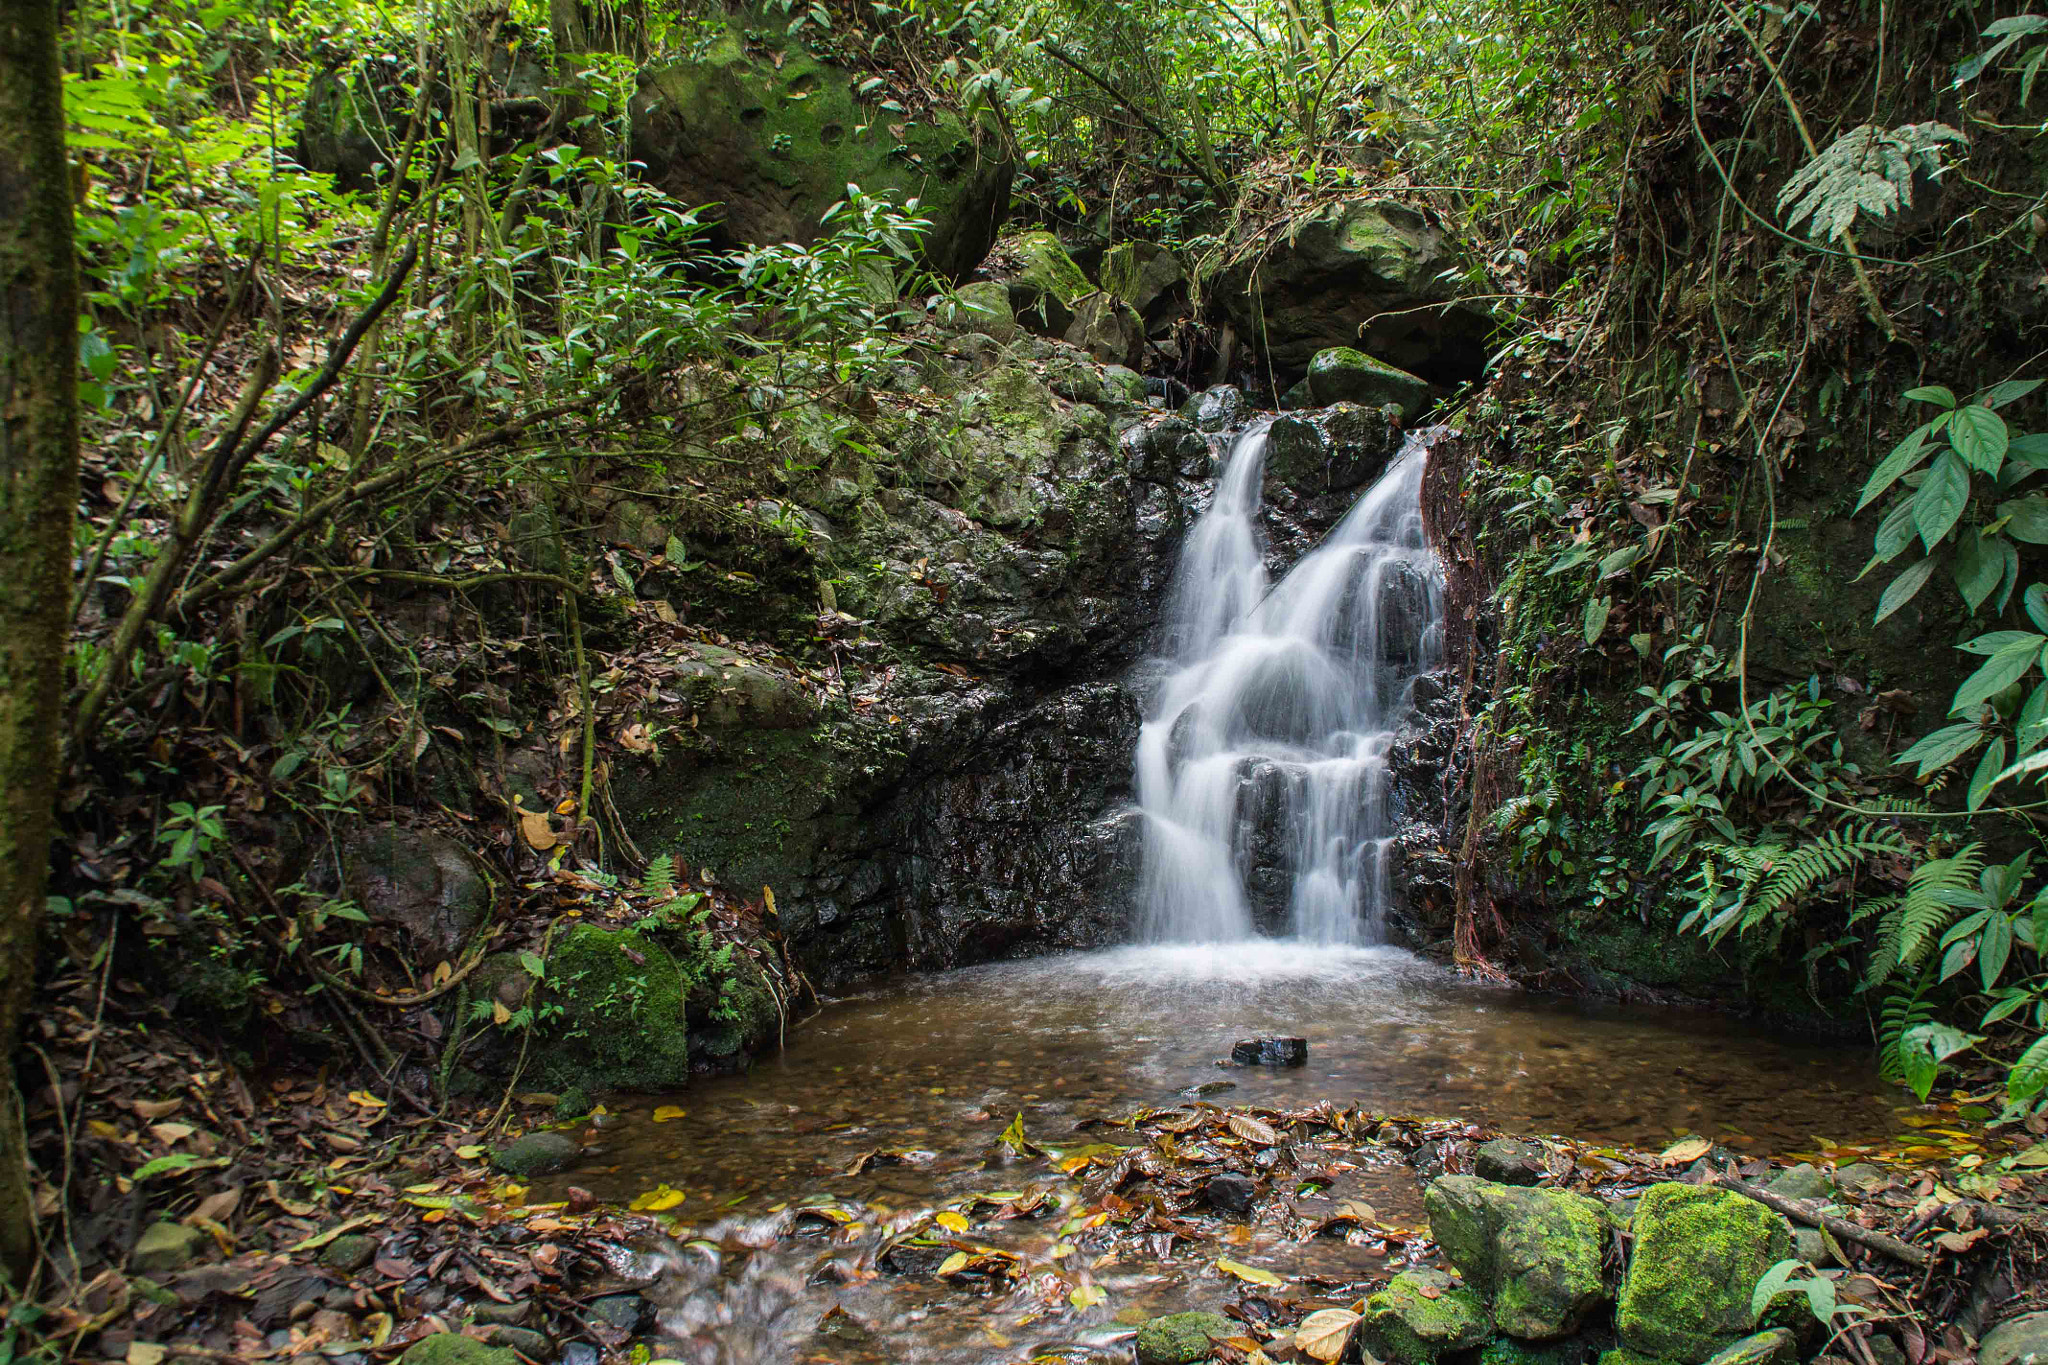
<box><xmin>1133</xmin><ymin>420</ymin><xmax>1444</xmax><ymax>945</ymax></box>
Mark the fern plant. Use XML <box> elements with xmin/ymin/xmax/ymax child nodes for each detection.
<box><xmin>1684</xmin><ymin>823</ymin><xmax>1914</xmax><ymax>944</ymax></box>
<box><xmin>1859</xmin><ymin>843</ymin><xmax>1984</xmax><ymax>988</ymax></box>
<box><xmin>1777</xmin><ymin>121</ymin><xmax>1967</xmax><ymax>242</ymax></box>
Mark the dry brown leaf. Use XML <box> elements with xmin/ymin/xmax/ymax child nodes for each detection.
<box><xmin>1659</xmin><ymin>1135</ymin><xmax>1712</xmax><ymax>1165</ymax></box>
<box><xmin>520</xmin><ymin>810</ymin><xmax>558</xmax><ymax>850</ymax></box>
<box><xmin>1295</xmin><ymin>1308</ymin><xmax>1360</xmax><ymax>1362</ymax></box>
<box><xmin>1227</xmin><ymin>1113</ymin><xmax>1279</xmax><ymax>1146</ymax></box>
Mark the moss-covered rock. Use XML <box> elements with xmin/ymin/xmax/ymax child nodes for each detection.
<box><xmin>629</xmin><ymin>11</ymin><xmax>1011</xmax><ymax>278</ymax></box>
<box><xmin>941</xmin><ymin>280</ymin><xmax>1017</xmax><ymax>341</ymax></box>
<box><xmin>1482</xmin><ymin>1338</ymin><xmax>1595</xmax><ymax>1365</ymax></box>
<box><xmin>1134</xmin><ymin>1311</ymin><xmax>1236</xmax><ymax>1364</ymax></box>
<box><xmin>489</xmin><ymin>1131</ymin><xmax>580</xmax><ymax>1177</ymax></box>
<box><xmin>1306</xmin><ymin>347</ymin><xmax>1432</xmax><ymax>417</ymax></box>
<box><xmin>1702</xmin><ymin>1330</ymin><xmax>1799</xmax><ymax>1365</ymax></box>
<box><xmin>1001</xmin><ymin>231</ymin><xmax>1092</xmax><ymax>332</ymax></box>
<box><xmin>1424</xmin><ymin>1175</ymin><xmax>1610</xmax><ymax>1341</ymax></box>
<box><xmin>1616</xmin><ymin>1184</ymin><xmax>1792</xmax><ymax>1363</ymax></box>
<box><xmin>1064</xmin><ymin>294</ymin><xmax>1144</xmax><ymax>368</ymax></box>
<box><xmin>399</xmin><ymin>1335</ymin><xmax>518</xmax><ymax>1365</ymax></box>
<box><xmin>1600</xmin><ymin>1350</ymin><xmax>1683</xmax><ymax>1365</ymax></box>
<box><xmin>1359</xmin><ymin>1268</ymin><xmax>1492</xmax><ymax>1362</ymax></box>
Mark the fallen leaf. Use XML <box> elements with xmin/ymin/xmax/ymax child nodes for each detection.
<box><xmin>286</xmin><ymin>1213</ymin><xmax>380</xmax><ymax>1253</ymax></box>
<box><xmin>1227</xmin><ymin>1114</ymin><xmax>1279</xmax><ymax>1146</ymax></box>
<box><xmin>1659</xmin><ymin>1136</ymin><xmax>1712</xmax><ymax>1164</ymax></box>
<box><xmin>629</xmin><ymin>1186</ymin><xmax>685</xmax><ymax>1212</ymax></box>
<box><xmin>1070</xmin><ymin>1283</ymin><xmax>1106</xmax><ymax>1310</ymax></box>
<box><xmin>520</xmin><ymin>810</ymin><xmax>558</xmax><ymax>850</ymax></box>
<box><xmin>934</xmin><ymin>1211</ymin><xmax>970</xmax><ymax>1233</ymax></box>
<box><xmin>936</xmin><ymin>1251</ymin><xmax>970</xmax><ymax>1277</ymax></box>
<box><xmin>652</xmin><ymin>1105</ymin><xmax>686</xmax><ymax>1123</ymax></box>
<box><xmin>1216</xmin><ymin>1256</ymin><xmax>1283</xmax><ymax>1288</ymax></box>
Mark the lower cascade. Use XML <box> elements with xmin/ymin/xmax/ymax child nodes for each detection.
<box><xmin>1134</xmin><ymin>419</ymin><xmax>1444</xmax><ymax>944</ymax></box>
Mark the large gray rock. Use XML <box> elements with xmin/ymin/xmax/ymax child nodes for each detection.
<box><xmin>1212</xmin><ymin>197</ymin><xmax>1491</xmax><ymax>382</ymax></box>
<box><xmin>1983</xmin><ymin>1313</ymin><xmax>2048</xmax><ymax>1365</ymax></box>
<box><xmin>1100</xmin><ymin>240</ymin><xmax>1187</xmax><ymax>324</ymax></box>
<box><xmin>1423</xmin><ymin>1175</ymin><xmax>1610</xmax><ymax>1340</ymax></box>
<box><xmin>490</xmin><ymin>1131</ymin><xmax>581</xmax><ymax>1177</ymax></box>
<box><xmin>1306</xmin><ymin>346</ymin><xmax>1432</xmax><ymax>418</ymax></box>
<box><xmin>130</xmin><ymin>1222</ymin><xmax>208</xmax><ymax>1274</ymax></box>
<box><xmin>341</xmin><ymin>824</ymin><xmax>491</xmax><ymax>962</ymax></box>
<box><xmin>1616</xmin><ymin>1183</ymin><xmax>1793</xmax><ymax>1363</ymax></box>
<box><xmin>1064</xmin><ymin>294</ymin><xmax>1144</xmax><ymax>369</ymax></box>
<box><xmin>628</xmin><ymin>13</ymin><xmax>1010</xmax><ymax>279</ymax></box>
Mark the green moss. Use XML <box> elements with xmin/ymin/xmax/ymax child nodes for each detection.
<box><xmin>1134</xmin><ymin>1311</ymin><xmax>1236</xmax><ymax>1365</ymax></box>
<box><xmin>1006</xmin><ymin>230</ymin><xmax>1091</xmax><ymax>315</ymax></box>
<box><xmin>1360</xmin><ymin>1269</ymin><xmax>1492</xmax><ymax>1362</ymax></box>
<box><xmin>1600</xmin><ymin>1350</ymin><xmax>1683</xmax><ymax>1365</ymax></box>
<box><xmin>1616</xmin><ymin>1184</ymin><xmax>1792</xmax><ymax>1364</ymax></box>
<box><xmin>399</xmin><ymin>1336</ymin><xmax>517</xmax><ymax>1365</ymax></box>
<box><xmin>1483</xmin><ymin>1338</ymin><xmax>1594</xmax><ymax>1365</ymax></box>
<box><xmin>1424</xmin><ymin>1176</ymin><xmax>1610</xmax><ymax>1340</ymax></box>
<box><xmin>540</xmin><ymin>926</ymin><xmax>696</xmax><ymax>1091</ymax></box>
<box><xmin>1305</xmin><ymin>346</ymin><xmax>1432</xmax><ymax>416</ymax></box>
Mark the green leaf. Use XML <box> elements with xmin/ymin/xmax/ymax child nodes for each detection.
<box><xmin>1598</xmin><ymin>544</ymin><xmax>1644</xmax><ymax>578</ymax></box>
<box><xmin>1969</xmin><ymin>737</ymin><xmax>2009</xmax><ymax>810</ymax></box>
<box><xmin>1914</xmin><ymin>452</ymin><xmax>1971</xmax><ymax>549</ymax></box>
<box><xmin>1857</xmin><ymin>424</ymin><xmax>1934</xmax><ymax>511</ymax></box>
<box><xmin>2028</xmin><ymin>583</ymin><xmax>2048</xmax><ymax>633</ymax></box>
<box><xmin>1950</xmin><ymin>405</ymin><xmax>2011</xmax><ymax>473</ymax></box>
<box><xmin>1999</xmin><ymin>496</ymin><xmax>2048</xmax><ymax>543</ymax></box>
<box><xmin>1955</xmin><ymin>531</ymin><xmax>2002</xmax><ymax>612</ymax></box>
<box><xmin>1983</xmin><ymin>378</ymin><xmax>2044</xmax><ymax>409</ymax></box>
<box><xmin>1951</xmin><ymin>636</ymin><xmax>2045</xmax><ymax>716</ymax></box>
<box><xmin>2008</xmin><ymin>1033</ymin><xmax>2048</xmax><ymax>1104</ymax></box>
<box><xmin>1895</xmin><ymin>722</ymin><xmax>1983</xmax><ymax>777</ymax></box>
<box><xmin>1980</xmin><ymin>911</ymin><xmax>2013</xmax><ymax>989</ymax></box>
<box><xmin>1905</xmin><ymin>385</ymin><xmax>1959</xmax><ymax>409</ymax></box>
<box><xmin>519</xmin><ymin>951</ymin><xmax>546</xmax><ymax>979</ymax></box>
<box><xmin>1874</xmin><ymin>556</ymin><xmax>1938</xmax><ymax>624</ymax></box>
<box><xmin>1584</xmin><ymin>595</ymin><xmax>1611</xmax><ymax>644</ymax></box>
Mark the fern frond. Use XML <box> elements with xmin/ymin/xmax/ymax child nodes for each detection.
<box><xmin>1778</xmin><ymin>122</ymin><xmax>1967</xmax><ymax>241</ymax></box>
<box><xmin>1878</xmin><ymin>971</ymin><xmax>1939</xmax><ymax>1082</ymax></box>
<box><xmin>1865</xmin><ymin>843</ymin><xmax>1983</xmax><ymax>986</ymax></box>
<box><xmin>1746</xmin><ymin>823</ymin><xmax>1911</xmax><ymax>924</ymax></box>
<box><xmin>644</xmin><ymin>853</ymin><xmax>677</xmax><ymax>899</ymax></box>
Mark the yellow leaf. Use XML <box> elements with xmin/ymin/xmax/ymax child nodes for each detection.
<box><xmin>433</xmin><ymin>961</ymin><xmax>452</xmax><ymax>986</ymax></box>
<box><xmin>630</xmin><ymin>1186</ymin><xmax>685</xmax><ymax>1212</ymax></box>
<box><xmin>520</xmin><ymin>810</ymin><xmax>558</xmax><ymax>850</ymax></box>
<box><xmin>1295</xmin><ymin>1308</ymin><xmax>1361</xmax><ymax>1362</ymax></box>
<box><xmin>1659</xmin><ymin>1136</ymin><xmax>1712</xmax><ymax>1165</ymax></box>
<box><xmin>455</xmin><ymin>1144</ymin><xmax>485</xmax><ymax>1160</ymax></box>
<box><xmin>652</xmin><ymin>1105</ymin><xmax>687</xmax><ymax>1123</ymax></box>
<box><xmin>936</xmin><ymin>1251</ymin><xmax>970</xmax><ymax>1277</ymax></box>
<box><xmin>87</xmin><ymin>1120</ymin><xmax>125</xmax><ymax>1141</ymax></box>
<box><xmin>493</xmin><ymin>1001</ymin><xmax>512</xmax><ymax>1025</ymax></box>
<box><xmin>285</xmin><ymin>1212</ymin><xmax>379</xmax><ymax>1253</ymax></box>
<box><xmin>1216</xmin><ymin>1256</ymin><xmax>1283</xmax><ymax>1288</ymax></box>
<box><xmin>934</xmin><ymin>1211</ymin><xmax>970</xmax><ymax>1232</ymax></box>
<box><xmin>127</xmin><ymin>1344</ymin><xmax>167</xmax><ymax>1365</ymax></box>
<box><xmin>1069</xmin><ymin>1283</ymin><xmax>1106</xmax><ymax>1310</ymax></box>
<box><xmin>347</xmin><ymin>1090</ymin><xmax>388</xmax><ymax>1110</ymax></box>
<box><xmin>763</xmin><ymin>886</ymin><xmax>777</xmax><ymax>915</ymax></box>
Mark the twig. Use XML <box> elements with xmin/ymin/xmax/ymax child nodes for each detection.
<box><xmin>1038</xmin><ymin>40</ymin><xmax>1230</xmax><ymax>203</ymax></box>
<box><xmin>1711</xmin><ymin>1171</ymin><xmax>1931</xmax><ymax>1268</ymax></box>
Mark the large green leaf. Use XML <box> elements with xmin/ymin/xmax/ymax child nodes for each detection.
<box><xmin>1871</xmin><ymin>498</ymin><xmax>1918</xmax><ymax>565</ymax></box>
<box><xmin>1856</xmin><ymin>423</ymin><xmax>1933</xmax><ymax>511</ymax></box>
<box><xmin>1950</xmin><ymin>635</ymin><xmax>2046</xmax><ymax>715</ymax></box>
<box><xmin>1904</xmin><ymin>384</ymin><xmax>1958</xmax><ymax>408</ymax></box>
<box><xmin>1583</xmin><ymin>595</ymin><xmax>1611</xmax><ymax>644</ymax></box>
<box><xmin>1874</xmin><ymin>555</ymin><xmax>1937</xmax><ymax>624</ymax></box>
<box><xmin>1954</xmin><ymin>530</ymin><xmax>2001</xmax><ymax>612</ymax></box>
<box><xmin>1895</xmin><ymin>721</ymin><xmax>1983</xmax><ymax>776</ymax></box>
<box><xmin>1913</xmin><ymin>451</ymin><xmax>1971</xmax><ymax>550</ymax></box>
<box><xmin>1968</xmin><ymin>737</ymin><xmax>2009</xmax><ymax>811</ymax></box>
<box><xmin>1983</xmin><ymin>378</ymin><xmax>2044</xmax><ymax>409</ymax></box>
<box><xmin>1998</xmin><ymin>496</ymin><xmax>2048</xmax><ymax>543</ymax></box>
<box><xmin>1950</xmin><ymin>404</ymin><xmax>2011</xmax><ymax>474</ymax></box>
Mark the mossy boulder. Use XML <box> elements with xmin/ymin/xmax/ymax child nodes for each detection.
<box><xmin>1616</xmin><ymin>1184</ymin><xmax>1792</xmax><ymax>1363</ymax></box>
<box><xmin>489</xmin><ymin>1131</ymin><xmax>580</xmax><ymax>1177</ymax></box>
<box><xmin>399</xmin><ymin>1335</ymin><xmax>518</xmax><ymax>1365</ymax></box>
<box><xmin>628</xmin><ymin>11</ymin><xmax>1011</xmax><ymax>278</ymax></box>
<box><xmin>340</xmin><ymin>824</ymin><xmax>491</xmax><ymax>963</ymax></box>
<box><xmin>1424</xmin><ymin>1175</ymin><xmax>1611</xmax><ymax>1341</ymax></box>
<box><xmin>940</xmin><ymin>280</ymin><xmax>1017</xmax><ymax>341</ymax></box>
<box><xmin>1000</xmin><ymin>231</ymin><xmax>1092</xmax><ymax>333</ymax></box>
<box><xmin>1703</xmin><ymin>1330</ymin><xmax>1799</xmax><ymax>1365</ymax></box>
<box><xmin>1064</xmin><ymin>294</ymin><xmax>1144</xmax><ymax>368</ymax></box>
<box><xmin>1359</xmin><ymin>1268</ymin><xmax>1492</xmax><ymax>1362</ymax></box>
<box><xmin>1134</xmin><ymin>1311</ymin><xmax>1236</xmax><ymax>1364</ymax></box>
<box><xmin>1306</xmin><ymin>347</ymin><xmax>1432</xmax><ymax>418</ymax></box>
<box><xmin>1100</xmin><ymin>239</ymin><xmax>1187</xmax><ymax>323</ymax></box>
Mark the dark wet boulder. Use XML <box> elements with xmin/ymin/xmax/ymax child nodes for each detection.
<box><xmin>490</xmin><ymin>1131</ymin><xmax>581</xmax><ymax>1177</ymax></box>
<box><xmin>1306</xmin><ymin>346</ymin><xmax>1433</xmax><ymax>418</ymax></box>
<box><xmin>1181</xmin><ymin>384</ymin><xmax>1248</xmax><ymax>433</ymax></box>
<box><xmin>1211</xmin><ymin>197</ymin><xmax>1491</xmax><ymax>383</ymax></box>
<box><xmin>1615</xmin><ymin>1183</ymin><xmax>1792</xmax><ymax>1363</ymax></box>
<box><xmin>340</xmin><ymin>824</ymin><xmax>491</xmax><ymax>963</ymax></box>
<box><xmin>628</xmin><ymin>14</ymin><xmax>1011</xmax><ymax>279</ymax></box>
<box><xmin>1359</xmin><ymin>1268</ymin><xmax>1491</xmax><ymax>1362</ymax></box>
<box><xmin>1123</xmin><ymin>417</ymin><xmax>1212</xmax><ymax>482</ymax></box>
<box><xmin>1064</xmin><ymin>293</ymin><xmax>1145</xmax><ymax>368</ymax></box>
<box><xmin>1232</xmin><ymin>1036</ymin><xmax>1307</xmax><ymax>1066</ymax></box>
<box><xmin>1424</xmin><ymin>1175</ymin><xmax>1610</xmax><ymax>1340</ymax></box>
<box><xmin>1263</xmin><ymin>403</ymin><xmax>1401</xmax><ymax>505</ymax></box>
<box><xmin>996</xmin><ymin>230</ymin><xmax>1092</xmax><ymax>333</ymax></box>
<box><xmin>1135</xmin><ymin>1312</ymin><xmax>1238</xmax><ymax>1365</ymax></box>
<box><xmin>1205</xmin><ymin>1172</ymin><xmax>1257</xmax><ymax>1217</ymax></box>
<box><xmin>1474</xmin><ymin>1138</ymin><xmax>1547</xmax><ymax>1186</ymax></box>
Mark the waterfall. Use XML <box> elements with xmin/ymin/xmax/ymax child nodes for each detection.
<box><xmin>1133</xmin><ymin>420</ymin><xmax>1445</xmax><ymax>944</ymax></box>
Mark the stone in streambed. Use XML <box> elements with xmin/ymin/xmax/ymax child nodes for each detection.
<box><xmin>489</xmin><ymin>1131</ymin><xmax>580</xmax><ymax>1177</ymax></box>
<box><xmin>1358</xmin><ymin>1268</ymin><xmax>1490</xmax><ymax>1362</ymax></box>
<box><xmin>1205</xmin><ymin>1173</ymin><xmax>1256</xmax><ymax>1217</ymax></box>
<box><xmin>400</xmin><ymin>1337</ymin><xmax>518</xmax><ymax>1365</ymax></box>
<box><xmin>1306</xmin><ymin>347</ymin><xmax>1432</xmax><ymax>418</ymax></box>
<box><xmin>1231</xmin><ymin>1037</ymin><xmax>1306</xmax><ymax>1066</ymax></box>
<box><xmin>1616</xmin><ymin>1183</ymin><xmax>1793</xmax><ymax>1363</ymax></box>
<box><xmin>319</xmin><ymin>1233</ymin><xmax>379</xmax><ymax>1273</ymax></box>
<box><xmin>1764</xmin><ymin>1163</ymin><xmax>1833</xmax><ymax>1204</ymax></box>
<box><xmin>482</xmin><ymin>1325</ymin><xmax>553</xmax><ymax>1360</ymax></box>
<box><xmin>1423</xmin><ymin>1176</ymin><xmax>1609</xmax><ymax>1340</ymax></box>
<box><xmin>1474</xmin><ymin>1138</ymin><xmax>1547</xmax><ymax>1186</ymax></box>
<box><xmin>1134</xmin><ymin>1311</ymin><xmax>1237</xmax><ymax>1365</ymax></box>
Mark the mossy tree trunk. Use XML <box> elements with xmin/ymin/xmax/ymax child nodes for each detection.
<box><xmin>0</xmin><ymin>0</ymin><xmax>79</xmax><ymax>1284</ymax></box>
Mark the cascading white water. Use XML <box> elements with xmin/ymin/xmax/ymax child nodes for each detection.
<box><xmin>1134</xmin><ymin>419</ymin><xmax>1445</xmax><ymax>945</ymax></box>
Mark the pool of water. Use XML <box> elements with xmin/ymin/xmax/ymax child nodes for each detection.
<box><xmin>531</xmin><ymin>945</ymin><xmax>1904</xmax><ymax>1364</ymax></box>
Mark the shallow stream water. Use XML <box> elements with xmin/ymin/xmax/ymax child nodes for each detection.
<box><xmin>537</xmin><ymin>945</ymin><xmax>1903</xmax><ymax>1365</ymax></box>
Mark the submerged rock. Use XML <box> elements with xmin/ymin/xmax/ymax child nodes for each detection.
<box><xmin>1359</xmin><ymin>1268</ymin><xmax>1491</xmax><ymax>1362</ymax></box>
<box><xmin>490</xmin><ymin>1131</ymin><xmax>580</xmax><ymax>1177</ymax></box>
<box><xmin>1134</xmin><ymin>1311</ymin><xmax>1238</xmax><ymax>1365</ymax></box>
<box><xmin>1615</xmin><ymin>1183</ymin><xmax>1792</xmax><ymax>1363</ymax></box>
<box><xmin>1205</xmin><ymin>1172</ymin><xmax>1257</xmax><ymax>1216</ymax></box>
<box><xmin>1474</xmin><ymin>1138</ymin><xmax>1547</xmax><ymax>1186</ymax></box>
<box><xmin>1424</xmin><ymin>1175</ymin><xmax>1610</xmax><ymax>1340</ymax></box>
<box><xmin>1232</xmin><ymin>1036</ymin><xmax>1307</xmax><ymax>1066</ymax></box>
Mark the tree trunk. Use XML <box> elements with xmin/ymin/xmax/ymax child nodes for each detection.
<box><xmin>0</xmin><ymin>0</ymin><xmax>80</xmax><ymax>1285</ymax></box>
